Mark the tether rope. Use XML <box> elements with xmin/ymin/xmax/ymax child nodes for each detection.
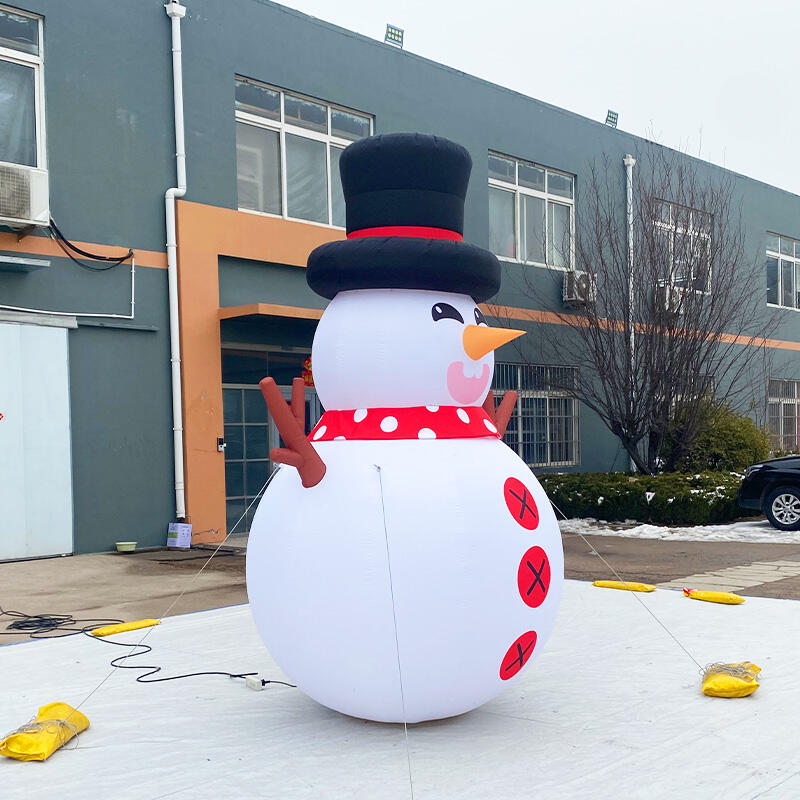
<box><xmin>62</xmin><ymin>466</ymin><xmax>282</xmax><ymax>726</ymax></box>
<box><xmin>550</xmin><ymin>498</ymin><xmax>704</xmax><ymax>672</ymax></box>
<box><xmin>375</xmin><ymin>464</ymin><xmax>415</xmax><ymax>800</ymax></box>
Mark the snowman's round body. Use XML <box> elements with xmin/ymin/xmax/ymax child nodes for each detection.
<box><xmin>247</xmin><ymin>289</ymin><xmax>564</xmax><ymax>723</ymax></box>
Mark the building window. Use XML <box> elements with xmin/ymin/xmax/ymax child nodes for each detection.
<box><xmin>222</xmin><ymin>349</ymin><xmax>323</xmax><ymax>534</ymax></box>
<box><xmin>767</xmin><ymin>379</ymin><xmax>800</xmax><ymax>452</ymax></box>
<box><xmin>494</xmin><ymin>363</ymin><xmax>580</xmax><ymax>467</ymax></box>
<box><xmin>235</xmin><ymin>77</ymin><xmax>372</xmax><ymax>227</ymax></box>
<box><xmin>0</xmin><ymin>6</ymin><xmax>44</xmax><ymax>168</ymax></box>
<box><xmin>653</xmin><ymin>200</ymin><xmax>711</xmax><ymax>291</ymax></box>
<box><xmin>765</xmin><ymin>233</ymin><xmax>800</xmax><ymax>310</ymax></box>
<box><xmin>488</xmin><ymin>152</ymin><xmax>574</xmax><ymax>269</ymax></box>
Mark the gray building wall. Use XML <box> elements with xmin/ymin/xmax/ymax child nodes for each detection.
<box><xmin>2</xmin><ymin>0</ymin><xmax>800</xmax><ymax>551</ymax></box>
<box><xmin>2</xmin><ymin>0</ymin><xmax>176</xmax><ymax>551</ymax></box>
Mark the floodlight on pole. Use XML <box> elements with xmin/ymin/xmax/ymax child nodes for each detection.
<box><xmin>385</xmin><ymin>24</ymin><xmax>404</xmax><ymax>48</ymax></box>
<box><xmin>605</xmin><ymin>110</ymin><xmax>618</xmax><ymax>128</ymax></box>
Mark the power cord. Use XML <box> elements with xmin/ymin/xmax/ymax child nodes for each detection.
<box><xmin>0</xmin><ymin>604</ymin><xmax>295</xmax><ymax>688</ymax></box>
<box><xmin>0</xmin><ymin>606</ymin><xmax>123</xmax><ymax>639</ymax></box>
<box><xmin>48</xmin><ymin>217</ymin><xmax>133</xmax><ymax>271</ymax></box>
<box><xmin>84</xmin><ymin>634</ymin><xmax>258</xmax><ymax>684</ymax></box>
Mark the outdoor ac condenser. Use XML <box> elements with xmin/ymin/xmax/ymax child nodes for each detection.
<box><xmin>0</xmin><ymin>163</ymin><xmax>50</xmax><ymax>228</ymax></box>
<box><xmin>562</xmin><ymin>270</ymin><xmax>597</xmax><ymax>305</ymax></box>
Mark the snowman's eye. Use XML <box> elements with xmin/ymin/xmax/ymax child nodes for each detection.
<box><xmin>474</xmin><ymin>308</ymin><xmax>487</xmax><ymax>326</ymax></box>
<box><xmin>431</xmin><ymin>303</ymin><xmax>464</xmax><ymax>323</ymax></box>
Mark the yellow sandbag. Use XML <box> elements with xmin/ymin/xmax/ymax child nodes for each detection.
<box><xmin>91</xmin><ymin>618</ymin><xmax>160</xmax><ymax>637</ymax></box>
<box><xmin>0</xmin><ymin>702</ymin><xmax>89</xmax><ymax>761</ymax></box>
<box><xmin>702</xmin><ymin>662</ymin><xmax>761</xmax><ymax>698</ymax></box>
<box><xmin>592</xmin><ymin>580</ymin><xmax>656</xmax><ymax>592</ymax></box>
<box><xmin>683</xmin><ymin>588</ymin><xmax>744</xmax><ymax>605</ymax></box>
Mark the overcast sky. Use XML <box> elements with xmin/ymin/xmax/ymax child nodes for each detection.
<box><xmin>276</xmin><ymin>0</ymin><xmax>800</xmax><ymax>195</ymax></box>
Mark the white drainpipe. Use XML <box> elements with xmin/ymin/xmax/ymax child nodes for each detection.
<box><xmin>165</xmin><ymin>0</ymin><xmax>187</xmax><ymax>519</ymax></box>
<box><xmin>623</xmin><ymin>153</ymin><xmax>636</xmax><ymax>471</ymax></box>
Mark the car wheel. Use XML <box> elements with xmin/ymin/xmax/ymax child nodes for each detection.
<box><xmin>765</xmin><ymin>486</ymin><xmax>800</xmax><ymax>531</ymax></box>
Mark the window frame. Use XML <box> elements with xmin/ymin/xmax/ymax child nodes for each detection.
<box><xmin>0</xmin><ymin>5</ymin><xmax>45</xmax><ymax>171</ymax></box>
<box><xmin>234</xmin><ymin>78</ymin><xmax>372</xmax><ymax>229</ymax></box>
<box><xmin>766</xmin><ymin>232</ymin><xmax>800</xmax><ymax>312</ymax></box>
<box><xmin>494</xmin><ymin>363</ymin><xmax>580</xmax><ymax>468</ymax></box>
<box><xmin>652</xmin><ymin>199</ymin><xmax>712</xmax><ymax>294</ymax></box>
<box><xmin>767</xmin><ymin>378</ymin><xmax>800</xmax><ymax>452</ymax></box>
<box><xmin>488</xmin><ymin>152</ymin><xmax>575</xmax><ymax>271</ymax></box>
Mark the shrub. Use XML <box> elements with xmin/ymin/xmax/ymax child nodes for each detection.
<box><xmin>538</xmin><ymin>471</ymin><xmax>744</xmax><ymax>525</ymax></box>
<box><xmin>662</xmin><ymin>403</ymin><xmax>770</xmax><ymax>473</ymax></box>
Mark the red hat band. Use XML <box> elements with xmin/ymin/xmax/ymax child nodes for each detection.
<box><xmin>346</xmin><ymin>225</ymin><xmax>463</xmax><ymax>241</ymax></box>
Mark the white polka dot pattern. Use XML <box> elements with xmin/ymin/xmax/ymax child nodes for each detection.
<box><xmin>307</xmin><ymin>406</ymin><xmax>502</xmax><ymax>442</ymax></box>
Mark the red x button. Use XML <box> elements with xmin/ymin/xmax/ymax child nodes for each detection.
<box><xmin>499</xmin><ymin>631</ymin><xmax>538</xmax><ymax>680</ymax></box>
<box><xmin>517</xmin><ymin>546</ymin><xmax>551</xmax><ymax>608</ymax></box>
<box><xmin>503</xmin><ymin>477</ymin><xmax>539</xmax><ymax>530</ymax></box>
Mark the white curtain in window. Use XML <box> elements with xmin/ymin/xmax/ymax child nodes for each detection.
<box><xmin>489</xmin><ymin>187</ymin><xmax>515</xmax><ymax>258</ymax></box>
<box><xmin>548</xmin><ymin>202</ymin><xmax>570</xmax><ymax>268</ymax></box>
<box><xmin>521</xmin><ymin>195</ymin><xmax>545</xmax><ymax>263</ymax></box>
<box><xmin>0</xmin><ymin>59</ymin><xmax>36</xmax><ymax>166</ymax></box>
<box><xmin>330</xmin><ymin>146</ymin><xmax>345</xmax><ymax>227</ymax></box>
<box><xmin>286</xmin><ymin>134</ymin><xmax>327</xmax><ymax>223</ymax></box>
<box><xmin>235</xmin><ymin>123</ymin><xmax>281</xmax><ymax>214</ymax></box>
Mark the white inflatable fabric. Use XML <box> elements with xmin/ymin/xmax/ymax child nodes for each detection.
<box><xmin>312</xmin><ymin>289</ymin><xmax>496</xmax><ymax>410</ymax></box>
<box><xmin>248</xmin><ymin>288</ymin><xmax>564</xmax><ymax>722</ymax></box>
<box><xmin>247</xmin><ymin>438</ymin><xmax>564</xmax><ymax>723</ymax></box>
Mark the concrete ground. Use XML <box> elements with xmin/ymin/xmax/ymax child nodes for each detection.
<box><xmin>562</xmin><ymin>530</ymin><xmax>800</xmax><ymax>598</ymax></box>
<box><xmin>2</xmin><ymin>526</ymin><xmax>799</xmax><ymax>644</ymax></box>
<box><xmin>0</xmin><ymin>537</ymin><xmax>248</xmax><ymax>643</ymax></box>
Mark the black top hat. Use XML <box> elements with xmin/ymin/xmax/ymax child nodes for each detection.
<box><xmin>306</xmin><ymin>132</ymin><xmax>501</xmax><ymax>302</ymax></box>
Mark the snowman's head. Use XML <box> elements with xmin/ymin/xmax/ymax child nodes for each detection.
<box><xmin>311</xmin><ymin>289</ymin><xmax>524</xmax><ymax>410</ymax></box>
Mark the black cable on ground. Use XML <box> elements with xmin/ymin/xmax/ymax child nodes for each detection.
<box><xmin>0</xmin><ymin>604</ymin><xmax>296</xmax><ymax>687</ymax></box>
<box><xmin>0</xmin><ymin>605</ymin><xmax>124</xmax><ymax>638</ymax></box>
<box><xmin>83</xmin><ymin>633</ymin><xmax>257</xmax><ymax>683</ymax></box>
<box><xmin>48</xmin><ymin>217</ymin><xmax>133</xmax><ymax>271</ymax></box>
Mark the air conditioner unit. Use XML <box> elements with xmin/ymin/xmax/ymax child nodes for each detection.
<box><xmin>656</xmin><ymin>283</ymin><xmax>685</xmax><ymax>314</ymax></box>
<box><xmin>0</xmin><ymin>163</ymin><xmax>50</xmax><ymax>228</ymax></box>
<box><xmin>562</xmin><ymin>270</ymin><xmax>597</xmax><ymax>305</ymax></box>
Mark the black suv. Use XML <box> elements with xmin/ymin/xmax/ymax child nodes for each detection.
<box><xmin>739</xmin><ymin>455</ymin><xmax>800</xmax><ymax>530</ymax></box>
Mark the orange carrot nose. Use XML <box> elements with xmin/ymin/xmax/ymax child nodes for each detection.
<box><xmin>462</xmin><ymin>325</ymin><xmax>525</xmax><ymax>361</ymax></box>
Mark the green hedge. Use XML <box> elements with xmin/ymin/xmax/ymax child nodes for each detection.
<box><xmin>538</xmin><ymin>471</ymin><xmax>744</xmax><ymax>525</ymax></box>
<box><xmin>661</xmin><ymin>403</ymin><xmax>770</xmax><ymax>472</ymax></box>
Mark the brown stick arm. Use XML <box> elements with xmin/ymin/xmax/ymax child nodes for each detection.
<box><xmin>482</xmin><ymin>389</ymin><xmax>518</xmax><ymax>438</ymax></box>
<box><xmin>259</xmin><ymin>377</ymin><xmax>326</xmax><ymax>488</ymax></box>
<box><xmin>290</xmin><ymin>377</ymin><xmax>305</xmax><ymax>430</ymax></box>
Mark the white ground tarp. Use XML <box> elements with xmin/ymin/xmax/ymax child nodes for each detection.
<box><xmin>1</xmin><ymin>580</ymin><xmax>798</xmax><ymax>799</ymax></box>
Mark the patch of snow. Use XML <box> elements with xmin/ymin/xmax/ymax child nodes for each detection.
<box><xmin>558</xmin><ymin>516</ymin><xmax>800</xmax><ymax>544</ymax></box>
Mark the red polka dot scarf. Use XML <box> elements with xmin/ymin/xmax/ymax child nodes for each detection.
<box><xmin>308</xmin><ymin>406</ymin><xmax>501</xmax><ymax>442</ymax></box>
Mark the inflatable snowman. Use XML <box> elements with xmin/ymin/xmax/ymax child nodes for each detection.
<box><xmin>247</xmin><ymin>133</ymin><xmax>563</xmax><ymax>723</ymax></box>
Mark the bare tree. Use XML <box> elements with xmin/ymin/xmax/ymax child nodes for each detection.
<box><xmin>497</xmin><ymin>144</ymin><xmax>778</xmax><ymax>474</ymax></box>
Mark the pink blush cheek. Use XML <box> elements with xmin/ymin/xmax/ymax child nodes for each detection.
<box><xmin>446</xmin><ymin>361</ymin><xmax>491</xmax><ymax>404</ymax></box>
